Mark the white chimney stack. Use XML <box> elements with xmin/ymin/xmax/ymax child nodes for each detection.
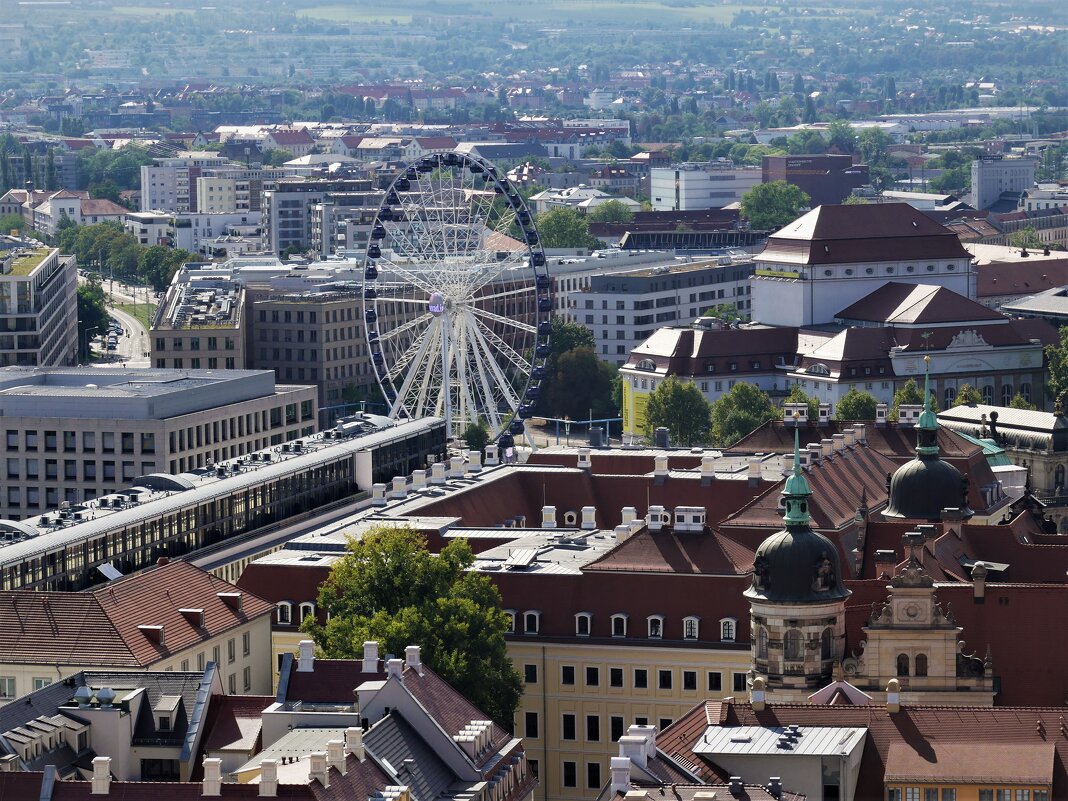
<box><xmin>91</xmin><ymin>756</ymin><xmax>111</xmax><ymax>795</ymax></box>
<box><xmin>621</xmin><ymin>507</ymin><xmax>638</xmax><ymax>528</ymax></box>
<box><xmin>701</xmin><ymin>453</ymin><xmax>716</xmax><ymax>478</ymax></box>
<box><xmin>309</xmin><ymin>752</ymin><xmax>329</xmax><ymax>788</ymax></box>
<box><xmin>844</xmin><ymin>428</ymin><xmax>856</xmax><ymax>447</ymax></box>
<box><xmin>411</xmin><ymin>469</ymin><xmax>427</xmax><ymax>489</ymax></box>
<box><xmin>581</xmin><ymin>506</ymin><xmax>597</xmax><ymax>530</ymax></box>
<box><xmin>387</xmin><ymin>658</ymin><xmax>404</xmax><ymax>681</ymax></box>
<box><xmin>653</xmin><ymin>454</ymin><xmax>669</xmax><ymax>476</ymax></box>
<box><xmin>485</xmin><ymin>444</ymin><xmax>500</xmax><ymax>466</ymax></box>
<box><xmin>614</xmin><ymin>524</ymin><xmax>632</xmax><ymax>544</ymax></box>
<box><xmin>327</xmin><ymin>739</ymin><xmax>346</xmax><ymax>775</ymax></box>
<box><xmin>832</xmin><ymin>433</ymin><xmax>846</xmax><ymax>453</ymax></box>
<box><xmin>807</xmin><ymin>442</ymin><xmax>822</xmax><ymax>463</ymax></box>
<box><xmin>448</xmin><ymin>455</ymin><xmax>465</xmax><ymax>478</ymax></box>
<box><xmin>468</xmin><ymin>450</ymin><xmax>482</xmax><ymax>472</ymax></box>
<box><xmin>541</xmin><ymin>505</ymin><xmax>557</xmax><ymax>528</ymax></box>
<box><xmin>297</xmin><ymin>640</ymin><xmax>315</xmax><ymax>673</ymax></box>
<box><xmin>203</xmin><ymin>758</ymin><xmax>222</xmax><ymax>796</ymax></box>
<box><xmin>362</xmin><ymin>641</ymin><xmax>379</xmax><ymax>673</ymax></box>
<box><xmin>430</xmin><ymin>462</ymin><xmax>446</xmax><ymax>484</ymax></box>
<box><xmin>577</xmin><ymin>447</ymin><xmax>592</xmax><ymax>469</ymax></box>
<box><xmin>259</xmin><ymin>759</ymin><xmax>278</xmax><ymax>797</ymax></box>
<box><xmin>628</xmin><ymin>724</ymin><xmax>657</xmax><ymax>761</ymax></box>
<box><xmin>855</xmin><ymin>423</ymin><xmax>867</xmax><ymax>444</ymax></box>
<box><xmin>391</xmin><ymin>476</ymin><xmax>407</xmax><ymax>498</ymax></box>
<box><xmin>610</xmin><ymin>756</ymin><xmax>632</xmax><ymax>796</ymax></box>
<box><xmin>405</xmin><ymin>644</ymin><xmax>422</xmax><ymax>673</ymax></box>
<box><xmin>346</xmin><ymin>727</ymin><xmax>365</xmax><ymax>761</ymax></box>
<box><xmin>747</xmin><ymin>455</ymin><xmax>762</xmax><ymax>483</ymax></box>
<box><xmin>372</xmin><ymin>482</ymin><xmax>387</xmax><ymax>506</ymax></box>
<box><xmin>820</xmin><ymin>438</ymin><xmax>834</xmax><ymax>457</ymax></box>
<box><xmin>617</xmin><ymin>735</ymin><xmax>648</xmax><ymax>769</ymax></box>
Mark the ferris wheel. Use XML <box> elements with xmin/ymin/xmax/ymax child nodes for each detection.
<box><xmin>361</xmin><ymin>150</ymin><xmax>552</xmax><ymax>448</ymax></box>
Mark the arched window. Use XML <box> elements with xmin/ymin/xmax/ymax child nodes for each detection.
<box><xmin>944</xmin><ymin>387</ymin><xmax>955</xmax><ymax>408</ymax></box>
<box><xmin>524</xmin><ymin>611</ymin><xmax>540</xmax><ymax>634</ymax></box>
<box><xmin>915</xmin><ymin>654</ymin><xmax>928</xmax><ymax>677</ymax></box>
<box><xmin>298</xmin><ymin>602</ymin><xmax>315</xmax><ymax>623</ymax></box>
<box><xmin>1055</xmin><ymin>465</ymin><xmax>1065</xmax><ymax>491</ymax></box>
<box><xmin>647</xmin><ymin>615</ymin><xmax>664</xmax><ymax>638</ymax></box>
<box><xmin>756</xmin><ymin>626</ymin><xmax>768</xmax><ymax>659</ymax></box>
<box><xmin>1020</xmin><ymin>382</ymin><xmax>1031</xmax><ymax>403</ymax></box>
<box><xmin>1001</xmin><ymin>384</ymin><xmax>1014</xmax><ymax>405</ymax></box>
<box><xmin>720</xmin><ymin>618</ymin><xmax>736</xmax><ymax>642</ymax></box>
<box><xmin>981</xmin><ymin>384</ymin><xmax>993</xmax><ymax>404</ymax></box>
<box><xmin>611</xmin><ymin>614</ymin><xmax>628</xmax><ymax>637</ymax></box>
<box><xmin>784</xmin><ymin>629</ymin><xmax>803</xmax><ymax>660</ymax></box>
<box><xmin>504</xmin><ymin>610</ymin><xmax>517</xmax><ymax>633</ymax></box>
<box><xmin>820</xmin><ymin>627</ymin><xmax>835</xmax><ymax>660</ymax></box>
<box><xmin>896</xmin><ymin>653</ymin><xmax>910</xmax><ymax>677</ymax></box>
<box><xmin>276</xmin><ymin>602</ymin><xmax>293</xmax><ymax>626</ymax></box>
<box><xmin>575</xmin><ymin>613</ymin><xmax>592</xmax><ymax>637</ymax></box>
<box><xmin>682</xmin><ymin>617</ymin><xmax>699</xmax><ymax>640</ymax></box>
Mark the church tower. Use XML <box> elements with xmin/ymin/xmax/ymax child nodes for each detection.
<box><xmin>746</xmin><ymin>424</ymin><xmax>851</xmax><ymax>700</ymax></box>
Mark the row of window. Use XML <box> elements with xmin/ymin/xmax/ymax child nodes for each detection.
<box><xmin>276</xmin><ymin>601</ymin><xmax>316</xmax><ymax>626</ymax></box>
<box><xmin>4</xmin><ymin>430</ymin><xmax>154</xmax><ymax>455</ymax></box>
<box><xmin>889</xmin><ymin>790</ymin><xmax>1048</xmax><ymax>801</ymax></box>
<box><xmin>754</xmin><ymin>627</ymin><xmax>836</xmax><ymax>661</ymax></box>
<box><xmin>154</xmin><ymin>336</ymin><xmax>236</xmax><ymax>352</ymax></box>
<box><xmin>511</xmin><ymin>610</ymin><xmax>736</xmax><ymax>641</ymax></box>
<box><xmin>522</xmin><ymin>663</ymin><xmax>747</xmax><ymax>694</ymax></box>
<box><xmin>155</xmin><ymin>357</ymin><xmax>238</xmax><ymax>370</ymax></box>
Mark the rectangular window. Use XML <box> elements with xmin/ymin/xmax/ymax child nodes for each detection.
<box><xmin>586</xmin><ymin>714</ymin><xmax>600</xmax><ymax>741</ymax></box>
<box><xmin>1013</xmin><ymin>793</ymin><xmax>1029</xmax><ymax>801</ymax></box>
<box><xmin>611</xmin><ymin>715</ymin><xmax>624</xmax><ymax>742</ymax></box>
<box><xmin>228</xmin><ymin>673</ymin><xmax>236</xmax><ymax>694</ymax></box>
<box><xmin>733</xmin><ymin>673</ymin><xmax>748</xmax><ymax>692</ymax></box>
<box><xmin>925</xmin><ymin>791</ymin><xmax>939</xmax><ymax>801</ymax></box>
<box><xmin>562</xmin><ymin>714</ymin><xmax>576</xmax><ymax>740</ymax></box>
<box><xmin>0</xmin><ymin>677</ymin><xmax>16</xmax><ymax>698</ymax></box>
<box><xmin>33</xmin><ymin>677</ymin><xmax>51</xmax><ymax>691</ymax></box>
<box><xmin>242</xmin><ymin>632</ymin><xmax>250</xmax><ymax>657</ymax></box>
<box><xmin>562</xmin><ymin>761</ymin><xmax>576</xmax><ymax>788</ymax></box>
<box><xmin>610</xmin><ymin>667</ymin><xmax>623</xmax><ymax>688</ymax></box>
<box><xmin>658</xmin><ymin>718</ymin><xmax>672</xmax><ymax>732</ymax></box>
<box><xmin>585</xmin><ymin>666</ymin><xmax>599</xmax><ymax>686</ymax></box>
<box><xmin>887</xmin><ymin>792</ymin><xmax>901</xmax><ymax>801</ymax></box>
<box><xmin>524</xmin><ymin>711</ymin><xmax>539</xmax><ymax>739</ymax></box>
<box><xmin>243</xmin><ymin>666</ymin><xmax>251</xmax><ymax>692</ymax></box>
<box><xmin>561</xmin><ymin>665</ymin><xmax>575</xmax><ymax>685</ymax></box>
<box><xmin>683</xmin><ymin>670</ymin><xmax>697</xmax><ymax>691</ymax></box>
<box><xmin>658</xmin><ymin>669</ymin><xmax>672</xmax><ymax>690</ymax></box>
<box><xmin>227</xmin><ymin>638</ymin><xmax>236</xmax><ymax>663</ymax></box>
<box><xmin>524</xmin><ymin>664</ymin><xmax>537</xmax><ymax>683</ymax></box>
<box><xmin>634</xmin><ymin>669</ymin><xmax>648</xmax><ymax>689</ymax></box>
<box><xmin>708</xmin><ymin>671</ymin><xmax>722</xmax><ymax>692</ymax></box>
<box><xmin>586</xmin><ymin>762</ymin><xmax>601</xmax><ymax>790</ymax></box>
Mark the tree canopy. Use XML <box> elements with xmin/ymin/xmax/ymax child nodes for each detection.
<box><xmin>834</xmin><ymin>387</ymin><xmax>879</xmax><ymax>420</ymax></box>
<box><xmin>544</xmin><ymin>346</ymin><xmax>618</xmax><ymax>422</ymax></box>
<box><xmin>952</xmin><ymin>383</ymin><xmax>983</xmax><ymax>406</ymax></box>
<box><xmin>784</xmin><ymin>384</ymin><xmax>819</xmax><ymax>420</ymax></box>
<box><xmin>586</xmin><ymin>199</ymin><xmax>634</xmax><ymax>224</ymax></box>
<box><xmin>76</xmin><ymin>275</ymin><xmax>109</xmax><ymax>361</ymax></box>
<box><xmin>740</xmin><ymin>180</ymin><xmax>810</xmax><ymax>232</ymax></box>
<box><xmin>710</xmin><ymin>382</ymin><xmax>778</xmax><ymax>447</ymax></box>
<box><xmin>535</xmin><ymin>207</ymin><xmax>602</xmax><ymax>249</ymax></box>
<box><xmin>889</xmin><ymin>378</ymin><xmax>938</xmax><ymax>421</ymax></box>
<box><xmin>56</xmin><ymin>221</ymin><xmax>192</xmax><ymax>289</ymax></box>
<box><xmin>303</xmin><ymin>527</ymin><xmax>522</xmax><ymax>727</ymax></box>
<box><xmin>1046</xmin><ymin>326</ymin><xmax>1068</xmax><ymax>409</ymax></box>
<box><xmin>461</xmin><ymin>420</ymin><xmax>490</xmax><ymax>454</ymax></box>
<box><xmin>644</xmin><ymin>375</ymin><xmax>712</xmax><ymax>446</ymax></box>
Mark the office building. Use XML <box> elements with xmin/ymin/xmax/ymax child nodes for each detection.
<box><xmin>649</xmin><ymin>162</ymin><xmax>762</xmax><ymax>211</ymax></box>
<box><xmin>762</xmin><ymin>154</ymin><xmax>870</xmax><ymax>206</ymax></box>
<box><xmin>0</xmin><ymin>246</ymin><xmax>77</xmax><ymax>368</ymax></box>
<box><xmin>0</xmin><ymin>366</ymin><xmax>316</xmax><ymax>518</ymax></box>
<box><xmin>970</xmin><ymin>155</ymin><xmax>1038</xmax><ymax>210</ymax></box>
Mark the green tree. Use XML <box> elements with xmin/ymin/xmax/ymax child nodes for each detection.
<box><xmin>1045</xmin><ymin>326</ymin><xmax>1068</xmax><ymax>408</ymax></box>
<box><xmin>834</xmin><ymin>388</ymin><xmax>879</xmax><ymax>420</ymax></box>
<box><xmin>826</xmin><ymin>120</ymin><xmax>857</xmax><ymax>154</ymax></box>
<box><xmin>535</xmin><ymin>207</ymin><xmax>602</xmax><ymax>249</ymax></box>
<box><xmin>842</xmin><ymin>195</ymin><xmax>870</xmax><ymax>205</ymax></box>
<box><xmin>740</xmin><ymin>180</ymin><xmax>811</xmax><ymax>231</ymax></box>
<box><xmin>77</xmin><ymin>275</ymin><xmax>109</xmax><ymax>361</ymax></box>
<box><xmin>544</xmin><ymin>346</ymin><xmax>618</xmax><ymax>421</ymax></box>
<box><xmin>710</xmin><ymin>383</ymin><xmax>778</xmax><ymax>446</ymax></box>
<box><xmin>304</xmin><ymin>527</ymin><xmax>522</xmax><ymax>727</ymax></box>
<box><xmin>586</xmin><ymin>200</ymin><xmax>634</xmax><ymax>224</ymax></box>
<box><xmin>857</xmin><ymin>127</ymin><xmax>891</xmax><ymax>167</ymax></box>
<box><xmin>535</xmin><ymin>317</ymin><xmax>596</xmax><ymax>416</ymax></box>
<box><xmin>952</xmin><ymin>383</ymin><xmax>983</xmax><ymax>406</ymax></box>
<box><xmin>889</xmin><ymin>378</ymin><xmax>939</xmax><ymax>421</ymax></box>
<box><xmin>1009</xmin><ymin>394</ymin><xmax>1037</xmax><ymax>411</ymax></box>
<box><xmin>461</xmin><ymin>419</ymin><xmax>490</xmax><ymax>455</ymax></box>
<box><xmin>702</xmin><ymin>303</ymin><xmax>741</xmax><ymax>325</ymax></box>
<box><xmin>784</xmin><ymin>384</ymin><xmax>819</xmax><ymax>420</ymax></box>
<box><xmin>645</xmin><ymin>375</ymin><xmax>713</xmax><ymax>446</ymax></box>
<box><xmin>261</xmin><ymin>148</ymin><xmax>293</xmax><ymax>167</ymax></box>
<box><xmin>0</xmin><ymin>213</ymin><xmax>26</xmax><ymax>234</ymax></box>
<box><xmin>1008</xmin><ymin>226</ymin><xmax>1045</xmax><ymax>251</ymax></box>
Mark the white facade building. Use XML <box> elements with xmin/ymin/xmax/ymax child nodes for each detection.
<box><xmin>139</xmin><ymin>152</ymin><xmax>228</xmax><ymax>213</ymax></box>
<box><xmin>970</xmin><ymin>155</ymin><xmax>1038</xmax><ymax>210</ymax></box>
<box><xmin>650</xmin><ymin>162</ymin><xmax>762</xmax><ymax>211</ymax></box>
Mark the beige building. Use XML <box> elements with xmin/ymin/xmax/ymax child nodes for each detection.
<box><xmin>195</xmin><ymin>176</ymin><xmax>241</xmax><ymax>213</ymax></box>
<box><xmin>151</xmin><ymin>279</ymin><xmax>246</xmax><ymax>371</ymax></box>
<box><xmin>0</xmin><ymin>366</ymin><xmax>316</xmax><ymax>519</ymax></box>
<box><xmin>0</xmin><ymin>561</ymin><xmax>275</xmax><ymax>706</ymax></box>
<box><xmin>0</xmin><ymin>245</ymin><xmax>77</xmax><ymax>368</ymax></box>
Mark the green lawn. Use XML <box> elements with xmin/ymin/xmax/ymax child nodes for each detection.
<box><xmin>115</xmin><ymin>302</ymin><xmax>157</xmax><ymax>332</ymax></box>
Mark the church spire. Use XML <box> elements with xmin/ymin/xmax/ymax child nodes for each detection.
<box><xmin>783</xmin><ymin>419</ymin><xmax>812</xmax><ymax>527</ymax></box>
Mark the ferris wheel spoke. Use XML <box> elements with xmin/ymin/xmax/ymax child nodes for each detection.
<box><xmin>379</xmin><ymin>311</ymin><xmax>435</xmax><ymax>345</ymax></box>
<box><xmin>411</xmin><ymin>323</ymin><xmax>442</xmax><ymax>419</ymax></box>
<box><xmin>471</xmin><ymin>305</ymin><xmax>537</xmax><ymax>334</ymax></box>
<box><xmin>375</xmin><ymin>255</ymin><xmax>440</xmax><ymax>296</ymax></box>
<box><xmin>454</xmin><ymin>322</ymin><xmax>480</xmax><ymax>429</ymax></box>
<box><xmin>466</xmin><ymin>250</ymin><xmax>530</xmax><ymax>296</ymax></box>
<box><xmin>465</xmin><ymin>318</ymin><xmax>522</xmax><ymax>412</ymax></box>
<box><xmin>390</xmin><ymin>325</ymin><xmax>437</xmax><ymax>403</ymax></box>
<box><xmin>469</xmin><ymin>313</ymin><xmax>533</xmax><ymax>376</ymax></box>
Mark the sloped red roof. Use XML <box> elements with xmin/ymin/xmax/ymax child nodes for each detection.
<box><xmin>836</xmin><ymin>282</ymin><xmax>1005</xmax><ymax>324</ymax></box>
<box><xmin>269</xmin><ymin>129</ymin><xmax>315</xmax><ymax>145</ymax></box>
<box><xmin>975</xmin><ymin>258</ymin><xmax>1068</xmax><ymax>298</ymax></box>
<box><xmin>80</xmin><ymin>198</ymin><xmax>128</xmax><ymax>216</ymax></box>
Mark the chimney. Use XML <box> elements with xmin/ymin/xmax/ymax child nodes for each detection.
<box><xmin>448</xmin><ymin>455</ymin><xmax>465</xmax><ymax>478</ymax></box>
<box><xmin>411</xmin><ymin>469</ymin><xmax>427</xmax><ymax>489</ymax></box>
<box><xmin>646</xmin><ymin>505</ymin><xmax>667</xmax><ymax>529</ymax></box>
<box><xmin>747</xmin><ymin>455</ymin><xmax>762</xmax><ymax>486</ymax></box>
<box><xmin>843</xmin><ymin>427</ymin><xmax>856</xmax><ymax>447</ymax></box>
<box><xmin>203</xmin><ymin>758</ymin><xmax>222</xmax><ymax>796</ymax></box>
<box><xmin>387</xmin><ymin>658</ymin><xmax>404</xmax><ymax>681</ymax></box>
<box><xmin>701</xmin><ymin>453</ymin><xmax>716</xmax><ymax>483</ymax></box>
<box><xmin>467</xmin><ymin>450</ymin><xmax>482</xmax><ymax>472</ymax></box>
<box><xmin>327</xmin><ymin>739</ymin><xmax>346</xmax><ymax>775</ymax></box>
<box><xmin>653</xmin><ymin>454</ymin><xmax>669</xmax><ymax>477</ymax></box>
<box><xmin>346</xmin><ymin>727</ymin><xmax>365</xmax><ymax>761</ymax></box>
<box><xmin>875</xmin><ymin>404</ymin><xmax>888</xmax><ymax>427</ymax></box>
<box><xmin>886</xmin><ymin>678</ymin><xmax>901</xmax><ymax>713</ymax></box>
<box><xmin>297</xmin><ymin>639</ymin><xmax>315</xmax><ymax>673</ymax></box>
<box><xmin>577</xmin><ymin>447</ymin><xmax>592</xmax><ymax>469</ymax></box>
<box><xmin>807</xmin><ymin>442</ymin><xmax>822</xmax><ymax>463</ymax></box>
<box><xmin>627</xmin><ymin>724</ymin><xmax>656</xmax><ymax>761</ymax></box>
<box><xmin>768</xmin><ymin>778</ymin><xmax>782</xmax><ymax>800</ymax></box>
<box><xmin>832</xmin><ymin>433</ymin><xmax>846</xmax><ymax>453</ymax></box>
<box><xmin>362</xmin><ymin>641</ymin><xmax>379</xmax><ymax>672</ymax></box>
<box><xmin>750</xmin><ymin>676</ymin><xmax>766</xmax><ymax>711</ymax></box>
<box><xmin>91</xmin><ymin>756</ymin><xmax>111</xmax><ymax>795</ymax></box>
<box><xmin>372</xmin><ymin>483</ymin><xmax>387</xmax><ymax>506</ymax></box>
<box><xmin>541</xmin><ymin>505</ymin><xmax>557</xmax><ymax>528</ymax></box>
<box><xmin>430</xmin><ymin>462</ymin><xmax>447</xmax><ymax>484</ymax></box>
<box><xmin>610</xmin><ymin>756</ymin><xmax>631</xmax><ymax>796</ymax></box>
<box><xmin>581</xmin><ymin>505</ymin><xmax>597</xmax><ymax>530</ymax></box>
<box><xmin>971</xmin><ymin>561</ymin><xmax>988</xmax><ymax>600</ymax></box>
<box><xmin>390</xmin><ymin>476</ymin><xmax>407</xmax><ymax>499</ymax></box>
<box><xmin>309</xmin><ymin>752</ymin><xmax>329</xmax><ymax>787</ymax></box>
<box><xmin>617</xmin><ymin>735</ymin><xmax>647</xmax><ymax>769</ymax></box>
<box><xmin>854</xmin><ymin>423</ymin><xmax>867</xmax><ymax>444</ymax></box>
<box><xmin>405</xmin><ymin>645</ymin><xmax>422</xmax><ymax>672</ymax></box>
<box><xmin>729</xmin><ymin>777</ymin><xmax>743</xmax><ymax>796</ymax></box>
<box><xmin>217</xmin><ymin>592</ymin><xmax>243</xmax><ymax>613</ymax></box>
<box><xmin>820</xmin><ymin>438</ymin><xmax>834</xmax><ymax>458</ymax></box>
<box><xmin>818</xmin><ymin>403</ymin><xmax>831</xmax><ymax>425</ymax></box>
<box><xmin>259</xmin><ymin>759</ymin><xmax>278</xmax><ymax>797</ymax></box>
<box><xmin>484</xmin><ymin>444</ymin><xmax>500</xmax><ymax>466</ymax></box>
<box><xmin>621</xmin><ymin>507</ymin><xmax>638</xmax><ymax>528</ymax></box>
<box><xmin>614</xmin><ymin>524</ymin><xmax>632</xmax><ymax>544</ymax></box>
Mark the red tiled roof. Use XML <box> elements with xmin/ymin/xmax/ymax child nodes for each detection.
<box><xmin>586</xmin><ymin>528</ymin><xmax>755</xmax><ymax>575</ymax></box>
<box><xmin>201</xmin><ymin>694</ymin><xmax>272</xmax><ymax>751</ymax></box>
<box><xmin>730</xmin><ymin>420</ymin><xmax>978</xmax><ymax>461</ymax></box>
<box><xmin>836</xmin><ymin>282</ymin><xmax>1005</xmax><ymax>324</ymax></box>
<box><xmin>269</xmin><ymin>129</ymin><xmax>315</xmax><ymax>145</ymax></box>
<box><xmin>80</xmin><ymin>198</ymin><xmax>129</xmax><ymax>216</ymax></box>
<box><xmin>975</xmin><ymin>258</ymin><xmax>1068</xmax><ymax>298</ymax></box>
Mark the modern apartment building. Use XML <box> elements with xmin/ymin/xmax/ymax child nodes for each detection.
<box><xmin>0</xmin><ymin>246</ymin><xmax>77</xmax><ymax>368</ymax></box>
<box><xmin>309</xmin><ymin>191</ymin><xmax>381</xmax><ymax>257</ymax></box>
<box><xmin>0</xmin><ymin>366</ymin><xmax>316</xmax><ymax>519</ymax></box>
<box><xmin>151</xmin><ymin>278</ymin><xmax>247</xmax><ymax>370</ymax></box>
<box><xmin>262</xmin><ymin>178</ymin><xmax>376</xmax><ymax>255</ymax></box>
<box><xmin>649</xmin><ymin>161</ymin><xmax>762</xmax><ymax>211</ymax></box>
<box><xmin>568</xmin><ymin>257</ymin><xmax>754</xmax><ymax>365</ymax></box>
<box><xmin>139</xmin><ymin>152</ymin><xmax>229</xmax><ymax>213</ymax></box>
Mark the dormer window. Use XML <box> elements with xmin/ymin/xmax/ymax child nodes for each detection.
<box><xmin>575</xmin><ymin>612</ymin><xmax>592</xmax><ymax>637</ymax></box>
<box><xmin>719</xmin><ymin>618</ymin><xmax>736</xmax><ymax>642</ymax></box>
<box><xmin>524</xmin><ymin>610</ymin><xmax>541</xmax><ymax>634</ymax></box>
<box><xmin>158</xmin><ymin>716</ymin><xmax>171</xmax><ymax>731</ymax></box>
<box><xmin>276</xmin><ymin>602</ymin><xmax>293</xmax><ymax>625</ymax></box>
<box><xmin>683</xmin><ymin>617</ymin><xmax>700</xmax><ymax>640</ymax></box>
<box><xmin>636</xmin><ymin>359</ymin><xmax>656</xmax><ymax>372</ymax></box>
<box><xmin>299</xmin><ymin>602</ymin><xmax>315</xmax><ymax>622</ymax></box>
<box><xmin>505</xmin><ymin>609</ymin><xmax>517</xmax><ymax>633</ymax></box>
<box><xmin>647</xmin><ymin>615</ymin><xmax>664</xmax><ymax>639</ymax></box>
<box><xmin>611</xmin><ymin>614</ymin><xmax>628</xmax><ymax>637</ymax></box>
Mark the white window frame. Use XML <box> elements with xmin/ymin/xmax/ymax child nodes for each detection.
<box><xmin>646</xmin><ymin>615</ymin><xmax>664</xmax><ymax>639</ymax></box>
<box><xmin>610</xmin><ymin>613</ymin><xmax>628</xmax><ymax>638</ymax></box>
<box><xmin>575</xmin><ymin>612</ymin><xmax>592</xmax><ymax>637</ymax></box>
<box><xmin>276</xmin><ymin>601</ymin><xmax>293</xmax><ymax>626</ymax></box>
<box><xmin>524</xmin><ymin>610</ymin><xmax>541</xmax><ymax>634</ymax></box>
<box><xmin>504</xmin><ymin>609</ymin><xmax>517</xmax><ymax>633</ymax></box>
<box><xmin>298</xmin><ymin>602</ymin><xmax>315</xmax><ymax>622</ymax></box>
<box><xmin>719</xmin><ymin>617</ymin><xmax>737</xmax><ymax>642</ymax></box>
<box><xmin>682</xmin><ymin>616</ymin><xmax>700</xmax><ymax>640</ymax></box>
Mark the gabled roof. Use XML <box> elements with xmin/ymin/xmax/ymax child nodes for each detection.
<box><xmin>835</xmin><ymin>282</ymin><xmax>1005</xmax><ymax>324</ymax></box>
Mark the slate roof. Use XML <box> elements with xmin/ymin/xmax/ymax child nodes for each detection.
<box><xmin>364</xmin><ymin>714</ymin><xmax>456</xmax><ymax>801</ymax></box>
